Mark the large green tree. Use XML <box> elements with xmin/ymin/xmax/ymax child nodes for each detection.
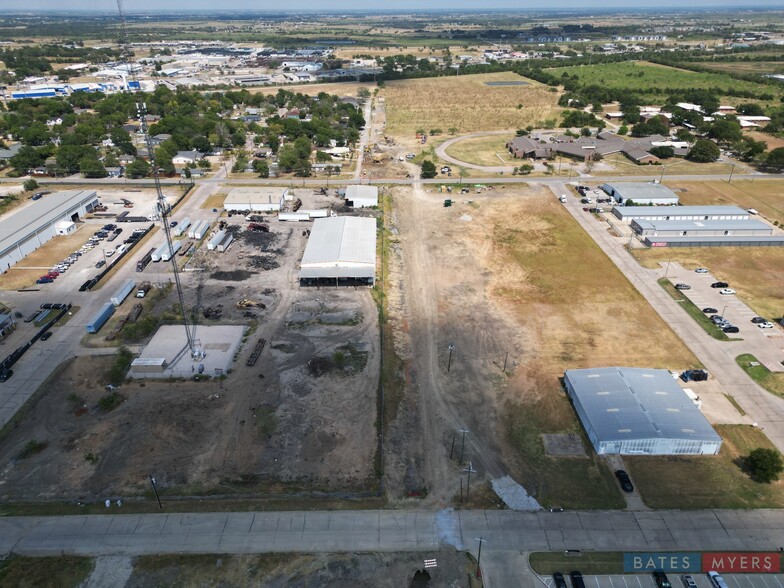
<box><xmin>746</xmin><ymin>448</ymin><xmax>783</xmax><ymax>483</ymax></box>
<box><xmin>420</xmin><ymin>159</ymin><xmax>437</xmax><ymax>179</ymax></box>
<box><xmin>687</xmin><ymin>139</ymin><xmax>720</xmax><ymax>163</ymax></box>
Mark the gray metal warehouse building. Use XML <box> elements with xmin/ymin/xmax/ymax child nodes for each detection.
<box><xmin>632</xmin><ymin>218</ymin><xmax>773</xmax><ymax>238</ymax></box>
<box><xmin>642</xmin><ymin>235</ymin><xmax>784</xmax><ymax>248</ymax></box>
<box><xmin>601</xmin><ymin>182</ymin><xmax>679</xmax><ymax>205</ymax></box>
<box><xmin>612</xmin><ymin>205</ymin><xmax>750</xmax><ymax>222</ymax></box>
<box><xmin>223</xmin><ymin>187</ymin><xmax>288</xmax><ymax>212</ymax></box>
<box><xmin>299</xmin><ymin>216</ymin><xmax>376</xmax><ymax>286</ymax></box>
<box><xmin>564</xmin><ymin>367</ymin><xmax>722</xmax><ymax>455</ymax></box>
<box><xmin>0</xmin><ymin>189</ymin><xmax>99</xmax><ymax>272</ymax></box>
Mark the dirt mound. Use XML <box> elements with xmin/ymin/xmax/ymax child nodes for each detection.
<box><xmin>210</xmin><ymin>270</ymin><xmax>254</xmax><ymax>281</ymax></box>
<box><xmin>248</xmin><ymin>255</ymin><xmax>280</xmax><ymax>270</ymax></box>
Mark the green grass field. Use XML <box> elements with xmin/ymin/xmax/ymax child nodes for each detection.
<box><xmin>546</xmin><ymin>61</ymin><xmax>780</xmax><ymax>101</ymax></box>
<box><xmin>626</xmin><ymin>425</ymin><xmax>784</xmax><ymax>509</ymax></box>
<box><xmin>0</xmin><ymin>555</ymin><xmax>93</xmax><ymax>588</ymax></box>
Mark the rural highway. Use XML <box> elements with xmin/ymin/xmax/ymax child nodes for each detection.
<box><xmin>2</xmin><ymin>508</ymin><xmax>784</xmax><ymax>586</ymax></box>
<box><xmin>551</xmin><ymin>182</ymin><xmax>784</xmax><ymax>454</ymax></box>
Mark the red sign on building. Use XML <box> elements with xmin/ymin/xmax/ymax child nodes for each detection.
<box><xmin>702</xmin><ymin>552</ymin><xmax>781</xmax><ymax>573</ymax></box>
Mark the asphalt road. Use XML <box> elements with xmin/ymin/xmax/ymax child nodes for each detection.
<box><xmin>552</xmin><ymin>183</ymin><xmax>784</xmax><ymax>453</ymax></box>
<box><xmin>2</xmin><ymin>509</ymin><xmax>784</xmax><ymax>587</ymax></box>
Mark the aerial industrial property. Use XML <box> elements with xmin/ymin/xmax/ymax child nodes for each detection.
<box><xmin>0</xmin><ymin>4</ymin><xmax>783</xmax><ymax>587</ymax></box>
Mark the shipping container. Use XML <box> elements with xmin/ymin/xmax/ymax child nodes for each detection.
<box><xmin>278</xmin><ymin>212</ymin><xmax>310</xmax><ymax>222</ymax></box>
<box><xmin>150</xmin><ymin>242</ymin><xmax>168</xmax><ymax>262</ymax></box>
<box><xmin>207</xmin><ymin>229</ymin><xmax>226</xmax><ymax>251</ymax></box>
<box><xmin>217</xmin><ymin>232</ymin><xmax>233</xmax><ymax>252</ymax></box>
<box><xmin>160</xmin><ymin>240</ymin><xmax>181</xmax><ymax>261</ymax></box>
<box><xmin>111</xmin><ymin>279</ymin><xmax>136</xmax><ymax>306</ymax></box>
<box><xmin>172</xmin><ymin>217</ymin><xmax>191</xmax><ymax>237</ymax></box>
<box><xmin>86</xmin><ymin>303</ymin><xmax>115</xmax><ymax>334</ymax></box>
<box><xmin>299</xmin><ymin>209</ymin><xmax>329</xmax><ymax>218</ymax></box>
<box><xmin>187</xmin><ymin>220</ymin><xmax>203</xmax><ymax>239</ymax></box>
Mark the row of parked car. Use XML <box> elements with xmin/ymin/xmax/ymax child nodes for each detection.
<box><xmin>553</xmin><ymin>570</ymin><xmax>730</xmax><ymax>588</ymax></box>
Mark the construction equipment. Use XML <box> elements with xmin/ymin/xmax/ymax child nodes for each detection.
<box><xmin>246</xmin><ymin>338</ymin><xmax>266</xmax><ymax>367</ymax></box>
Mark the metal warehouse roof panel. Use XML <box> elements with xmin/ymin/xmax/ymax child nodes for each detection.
<box><xmin>634</xmin><ymin>218</ymin><xmax>771</xmax><ymax>231</ymax></box>
<box><xmin>300</xmin><ymin>216</ymin><xmax>376</xmax><ymax>267</ymax></box>
<box><xmin>613</xmin><ymin>205</ymin><xmax>748</xmax><ymax>217</ymax></box>
<box><xmin>602</xmin><ymin>182</ymin><xmax>679</xmax><ymax>201</ymax></box>
<box><xmin>345</xmin><ymin>185</ymin><xmax>378</xmax><ymax>201</ymax></box>
<box><xmin>0</xmin><ymin>190</ymin><xmax>97</xmax><ymax>255</ymax></box>
<box><xmin>565</xmin><ymin>367</ymin><xmax>721</xmax><ymax>443</ymax></box>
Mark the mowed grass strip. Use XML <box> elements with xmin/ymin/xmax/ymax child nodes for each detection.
<box><xmin>626</xmin><ymin>425</ymin><xmax>784</xmax><ymax>509</ymax></box>
<box><xmin>657</xmin><ymin>278</ymin><xmax>732</xmax><ymax>341</ymax></box>
<box><xmin>454</xmin><ymin>192</ymin><xmax>696</xmax><ymax>508</ymax></box>
<box><xmin>634</xmin><ymin>245</ymin><xmax>784</xmax><ymax>320</ymax></box>
<box><xmin>383</xmin><ymin>72</ymin><xmax>561</xmax><ymax>137</ymax></box>
<box><xmin>529</xmin><ymin>552</ymin><xmax>625</xmax><ymax>575</ymax></box>
<box><xmin>736</xmin><ymin>353</ymin><xmax>784</xmax><ymax>398</ymax></box>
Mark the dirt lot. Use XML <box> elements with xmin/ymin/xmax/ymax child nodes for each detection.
<box><xmin>383</xmin><ymin>184</ymin><xmax>696</xmax><ymax>508</ymax></box>
<box><xmin>127</xmin><ymin>551</ymin><xmax>479</xmax><ymax>588</ymax></box>
<box><xmin>0</xmin><ymin>189</ymin><xmax>381</xmax><ymax>500</ymax></box>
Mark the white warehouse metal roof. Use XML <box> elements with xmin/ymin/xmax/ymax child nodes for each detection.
<box><xmin>564</xmin><ymin>367</ymin><xmax>721</xmax><ymax>453</ymax></box>
<box><xmin>300</xmin><ymin>216</ymin><xmax>376</xmax><ymax>279</ymax></box>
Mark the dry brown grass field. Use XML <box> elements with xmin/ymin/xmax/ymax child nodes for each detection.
<box><xmin>382</xmin><ymin>72</ymin><xmax>561</xmax><ymax>137</ymax></box>
<box><xmin>246</xmin><ymin>82</ymin><xmax>370</xmax><ymax>98</ymax></box>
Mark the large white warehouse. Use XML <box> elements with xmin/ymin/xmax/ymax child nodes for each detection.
<box><xmin>224</xmin><ymin>187</ymin><xmax>288</xmax><ymax>212</ymax></box>
<box><xmin>0</xmin><ymin>189</ymin><xmax>99</xmax><ymax>272</ymax></box>
<box><xmin>299</xmin><ymin>216</ymin><xmax>376</xmax><ymax>286</ymax></box>
<box><xmin>564</xmin><ymin>367</ymin><xmax>722</xmax><ymax>456</ymax></box>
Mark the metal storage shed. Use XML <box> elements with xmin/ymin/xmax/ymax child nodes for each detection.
<box><xmin>224</xmin><ymin>187</ymin><xmax>287</xmax><ymax>212</ymax></box>
<box><xmin>612</xmin><ymin>205</ymin><xmax>749</xmax><ymax>222</ymax></box>
<box><xmin>345</xmin><ymin>185</ymin><xmax>379</xmax><ymax>208</ymax></box>
<box><xmin>564</xmin><ymin>367</ymin><xmax>722</xmax><ymax>455</ymax></box>
<box><xmin>601</xmin><ymin>182</ymin><xmax>679</xmax><ymax>205</ymax></box>
<box><xmin>299</xmin><ymin>216</ymin><xmax>376</xmax><ymax>286</ymax></box>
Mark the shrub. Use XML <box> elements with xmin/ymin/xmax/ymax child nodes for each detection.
<box><xmin>745</xmin><ymin>448</ymin><xmax>783</xmax><ymax>483</ymax></box>
<box><xmin>17</xmin><ymin>439</ymin><xmax>47</xmax><ymax>459</ymax></box>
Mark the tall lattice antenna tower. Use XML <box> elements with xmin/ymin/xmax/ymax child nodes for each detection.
<box><xmin>115</xmin><ymin>0</ymin><xmax>201</xmax><ymax>359</ymax></box>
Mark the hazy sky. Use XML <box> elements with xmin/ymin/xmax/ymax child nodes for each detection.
<box><xmin>4</xmin><ymin>0</ymin><xmax>784</xmax><ymax>11</ymax></box>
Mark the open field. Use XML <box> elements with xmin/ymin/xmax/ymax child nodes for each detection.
<box><xmin>737</xmin><ymin>354</ymin><xmax>784</xmax><ymax>398</ymax></box>
<box><xmin>602</xmin><ymin>153</ymin><xmax>740</xmax><ymax>177</ymax></box>
<box><xmin>545</xmin><ymin>61</ymin><xmax>781</xmax><ymax>101</ymax></box>
<box><xmin>388</xmin><ymin>185</ymin><xmax>696</xmax><ymax>508</ymax></box>
<box><xmin>0</xmin><ymin>555</ymin><xmax>93</xmax><ymax>588</ymax></box>
<box><xmin>625</xmin><ymin>425</ymin><xmax>784</xmax><ymax>509</ymax></box>
<box><xmin>127</xmin><ymin>551</ymin><xmax>480</xmax><ymax>588</ymax></box>
<box><xmin>383</xmin><ymin>72</ymin><xmax>561</xmax><ymax>138</ymax></box>
<box><xmin>0</xmin><ymin>226</ymin><xmax>93</xmax><ymax>290</ymax></box>
<box><xmin>444</xmin><ymin>135</ymin><xmax>514</xmax><ymax>167</ymax></box>
<box><xmin>744</xmin><ymin>130</ymin><xmax>784</xmax><ymax>151</ymax></box>
<box><xmin>695</xmin><ymin>61</ymin><xmax>784</xmax><ymax>76</ymax></box>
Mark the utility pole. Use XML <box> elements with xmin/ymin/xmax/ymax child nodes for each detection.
<box><xmin>474</xmin><ymin>537</ymin><xmax>487</xmax><ymax>578</ymax></box>
<box><xmin>449</xmin><ymin>432</ymin><xmax>456</xmax><ymax>460</ymax></box>
<box><xmin>660</xmin><ymin>165</ymin><xmax>666</xmax><ymax>182</ymax></box>
<box><xmin>502</xmin><ymin>351</ymin><xmax>509</xmax><ymax>374</ymax></box>
<box><xmin>459</xmin><ymin>429</ymin><xmax>469</xmax><ymax>465</ymax></box>
<box><xmin>447</xmin><ymin>343</ymin><xmax>454</xmax><ymax>372</ymax></box>
<box><xmin>728</xmin><ymin>164</ymin><xmax>735</xmax><ymax>184</ymax></box>
<box><xmin>149</xmin><ymin>474</ymin><xmax>162</xmax><ymax>509</ymax></box>
<box><xmin>464</xmin><ymin>461</ymin><xmax>476</xmax><ymax>498</ymax></box>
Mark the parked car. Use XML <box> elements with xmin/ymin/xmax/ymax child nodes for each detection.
<box><xmin>710</xmin><ymin>315</ymin><xmax>725</xmax><ymax>324</ymax></box>
<box><xmin>553</xmin><ymin>572</ymin><xmax>568</xmax><ymax>588</ymax></box>
<box><xmin>747</xmin><ymin>208</ymin><xmax>758</xmax><ymax>215</ymax></box>
<box><xmin>0</xmin><ymin>369</ymin><xmax>13</xmax><ymax>382</ymax></box>
<box><xmin>35</xmin><ymin>277</ymin><xmax>53</xmax><ymax>284</ymax></box>
<box><xmin>702</xmin><ymin>307</ymin><xmax>718</xmax><ymax>314</ymax></box>
<box><xmin>40</xmin><ymin>331</ymin><xmax>53</xmax><ymax>341</ymax></box>
<box><xmin>751</xmin><ymin>316</ymin><xmax>767</xmax><ymax>324</ymax></box>
<box><xmin>95</xmin><ymin>260</ymin><xmax>106</xmax><ymax>268</ymax></box>
<box><xmin>695</xmin><ymin>268</ymin><xmax>709</xmax><ymax>273</ymax></box>
<box><xmin>719</xmin><ymin>288</ymin><xmax>736</xmax><ymax>295</ymax></box>
<box><xmin>758</xmin><ymin>322</ymin><xmax>774</xmax><ymax>329</ymax></box>
<box><xmin>170</xmin><ymin>221</ymin><xmax>178</xmax><ymax>227</ymax></box>
<box><xmin>570</xmin><ymin>571</ymin><xmax>586</xmax><ymax>588</ymax></box>
<box><xmin>615</xmin><ymin>469</ymin><xmax>634</xmax><ymax>492</ymax></box>
<box><xmin>708</xmin><ymin>571</ymin><xmax>729</xmax><ymax>588</ymax></box>
<box><xmin>682</xmin><ymin>575</ymin><xmax>698</xmax><ymax>588</ymax></box>
<box><xmin>711</xmin><ymin>281</ymin><xmax>729</xmax><ymax>288</ymax></box>
<box><xmin>723</xmin><ymin>326</ymin><xmax>740</xmax><ymax>334</ymax></box>
<box><xmin>674</xmin><ymin>283</ymin><xmax>691</xmax><ymax>290</ymax></box>
<box><xmin>654</xmin><ymin>571</ymin><xmax>672</xmax><ymax>588</ymax></box>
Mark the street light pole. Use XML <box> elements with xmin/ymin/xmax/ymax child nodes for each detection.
<box><xmin>474</xmin><ymin>537</ymin><xmax>486</xmax><ymax>578</ymax></box>
<box><xmin>149</xmin><ymin>474</ymin><xmax>163</xmax><ymax>509</ymax></box>
<box><xmin>447</xmin><ymin>343</ymin><xmax>454</xmax><ymax>372</ymax></box>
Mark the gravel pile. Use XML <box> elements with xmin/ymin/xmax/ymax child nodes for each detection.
<box><xmin>248</xmin><ymin>255</ymin><xmax>280</xmax><ymax>270</ymax></box>
<box><xmin>491</xmin><ymin>476</ymin><xmax>542</xmax><ymax>511</ymax></box>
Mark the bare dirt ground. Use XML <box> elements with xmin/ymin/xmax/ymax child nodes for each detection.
<box><xmin>126</xmin><ymin>551</ymin><xmax>479</xmax><ymax>588</ymax></box>
<box><xmin>0</xmin><ymin>189</ymin><xmax>381</xmax><ymax>500</ymax></box>
<box><xmin>383</xmin><ymin>184</ymin><xmax>696</xmax><ymax>508</ymax></box>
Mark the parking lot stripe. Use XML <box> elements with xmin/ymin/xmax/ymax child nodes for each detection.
<box><xmin>636</xmin><ymin>575</ymin><xmax>645</xmax><ymax>588</ymax></box>
<box><xmin>772</xmin><ymin>576</ymin><xmax>783</xmax><ymax>588</ymax></box>
<box><xmin>623</xmin><ymin>575</ymin><xmax>631</xmax><ymax>588</ymax></box>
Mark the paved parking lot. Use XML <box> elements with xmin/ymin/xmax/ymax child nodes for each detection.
<box><xmin>543</xmin><ymin>573</ymin><xmax>784</xmax><ymax>588</ymax></box>
<box><xmin>664</xmin><ymin>263</ymin><xmax>784</xmax><ymax>373</ymax></box>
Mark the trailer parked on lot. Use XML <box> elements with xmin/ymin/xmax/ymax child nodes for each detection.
<box><xmin>217</xmin><ymin>232</ymin><xmax>233</xmax><ymax>252</ymax></box>
<box><xmin>187</xmin><ymin>220</ymin><xmax>202</xmax><ymax>239</ymax></box>
<box><xmin>191</xmin><ymin>220</ymin><xmax>210</xmax><ymax>240</ymax></box>
<box><xmin>86</xmin><ymin>303</ymin><xmax>115</xmax><ymax>333</ymax></box>
<box><xmin>110</xmin><ymin>279</ymin><xmax>136</xmax><ymax>307</ymax></box>
<box><xmin>160</xmin><ymin>240</ymin><xmax>182</xmax><ymax>261</ymax></box>
<box><xmin>207</xmin><ymin>230</ymin><xmax>226</xmax><ymax>251</ymax></box>
<box><xmin>172</xmin><ymin>217</ymin><xmax>191</xmax><ymax>237</ymax></box>
<box><xmin>279</xmin><ymin>212</ymin><xmax>310</xmax><ymax>222</ymax></box>
<box><xmin>136</xmin><ymin>248</ymin><xmax>154</xmax><ymax>272</ymax></box>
